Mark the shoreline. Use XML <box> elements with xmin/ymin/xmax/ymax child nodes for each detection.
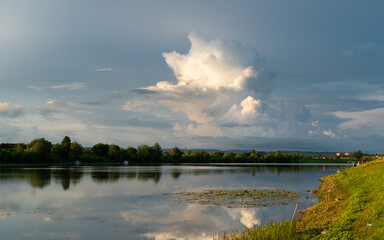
<box><xmin>0</xmin><ymin>161</ymin><xmax>353</xmax><ymax>167</ymax></box>
<box><xmin>216</xmin><ymin>158</ymin><xmax>384</xmax><ymax>239</ymax></box>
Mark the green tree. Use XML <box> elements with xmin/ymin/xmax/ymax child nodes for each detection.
<box><xmin>190</xmin><ymin>151</ymin><xmax>210</xmax><ymax>162</ymax></box>
<box><xmin>108</xmin><ymin>144</ymin><xmax>121</xmax><ymax>161</ymax></box>
<box><xmin>152</xmin><ymin>142</ymin><xmax>162</xmax><ymax>162</ymax></box>
<box><xmin>353</xmin><ymin>150</ymin><xmax>363</xmax><ymax>160</ymax></box>
<box><xmin>213</xmin><ymin>152</ymin><xmax>224</xmax><ymax>158</ymax></box>
<box><xmin>27</xmin><ymin>138</ymin><xmax>52</xmax><ymax>158</ymax></box>
<box><xmin>137</xmin><ymin>144</ymin><xmax>153</xmax><ymax>162</ymax></box>
<box><xmin>125</xmin><ymin>147</ymin><xmax>137</xmax><ymax>162</ymax></box>
<box><xmin>170</xmin><ymin>146</ymin><xmax>183</xmax><ymax>161</ymax></box>
<box><xmin>235</xmin><ymin>152</ymin><xmax>248</xmax><ymax>162</ymax></box>
<box><xmin>223</xmin><ymin>152</ymin><xmax>235</xmax><ymax>159</ymax></box>
<box><xmin>70</xmin><ymin>141</ymin><xmax>84</xmax><ymax>155</ymax></box>
<box><xmin>15</xmin><ymin>143</ymin><xmax>27</xmax><ymax>153</ymax></box>
<box><xmin>126</xmin><ymin>147</ymin><xmax>137</xmax><ymax>155</ymax></box>
<box><xmin>136</xmin><ymin>144</ymin><xmax>162</xmax><ymax>163</ymax></box>
<box><xmin>92</xmin><ymin>143</ymin><xmax>109</xmax><ymax>156</ymax></box>
<box><xmin>249</xmin><ymin>149</ymin><xmax>261</xmax><ymax>160</ymax></box>
<box><xmin>61</xmin><ymin>136</ymin><xmax>71</xmax><ymax>158</ymax></box>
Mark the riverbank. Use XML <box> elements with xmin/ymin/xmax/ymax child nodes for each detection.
<box><xmin>215</xmin><ymin>158</ymin><xmax>384</xmax><ymax>239</ymax></box>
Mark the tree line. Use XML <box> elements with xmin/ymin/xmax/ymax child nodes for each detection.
<box><xmin>0</xmin><ymin>136</ymin><xmax>367</xmax><ymax>164</ymax></box>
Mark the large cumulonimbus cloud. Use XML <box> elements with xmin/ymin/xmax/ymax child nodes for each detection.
<box><xmin>124</xmin><ymin>33</ymin><xmax>310</xmax><ymax>139</ymax></box>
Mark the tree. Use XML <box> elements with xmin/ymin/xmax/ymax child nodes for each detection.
<box><xmin>249</xmin><ymin>149</ymin><xmax>260</xmax><ymax>160</ymax></box>
<box><xmin>136</xmin><ymin>144</ymin><xmax>162</xmax><ymax>163</ymax></box>
<box><xmin>108</xmin><ymin>144</ymin><xmax>121</xmax><ymax>160</ymax></box>
<box><xmin>27</xmin><ymin>138</ymin><xmax>52</xmax><ymax>157</ymax></box>
<box><xmin>61</xmin><ymin>136</ymin><xmax>71</xmax><ymax>158</ymax></box>
<box><xmin>137</xmin><ymin>144</ymin><xmax>153</xmax><ymax>162</ymax></box>
<box><xmin>353</xmin><ymin>150</ymin><xmax>363</xmax><ymax>160</ymax></box>
<box><xmin>126</xmin><ymin>147</ymin><xmax>137</xmax><ymax>155</ymax></box>
<box><xmin>152</xmin><ymin>142</ymin><xmax>162</xmax><ymax>162</ymax></box>
<box><xmin>189</xmin><ymin>150</ymin><xmax>210</xmax><ymax>162</ymax></box>
<box><xmin>213</xmin><ymin>152</ymin><xmax>224</xmax><ymax>158</ymax></box>
<box><xmin>223</xmin><ymin>152</ymin><xmax>235</xmax><ymax>159</ymax></box>
<box><xmin>92</xmin><ymin>143</ymin><xmax>109</xmax><ymax>156</ymax></box>
<box><xmin>170</xmin><ymin>146</ymin><xmax>183</xmax><ymax>161</ymax></box>
<box><xmin>70</xmin><ymin>141</ymin><xmax>84</xmax><ymax>155</ymax></box>
<box><xmin>15</xmin><ymin>143</ymin><xmax>27</xmax><ymax>153</ymax></box>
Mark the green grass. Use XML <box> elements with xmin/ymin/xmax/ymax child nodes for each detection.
<box><xmin>215</xmin><ymin>159</ymin><xmax>384</xmax><ymax>239</ymax></box>
<box><xmin>214</xmin><ymin>220</ymin><xmax>320</xmax><ymax>240</ymax></box>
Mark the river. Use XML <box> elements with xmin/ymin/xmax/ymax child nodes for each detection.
<box><xmin>0</xmin><ymin>164</ymin><xmax>350</xmax><ymax>240</ymax></box>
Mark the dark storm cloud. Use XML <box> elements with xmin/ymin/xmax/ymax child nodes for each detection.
<box><xmin>1</xmin><ymin>0</ymin><xmax>384</xmax><ymax>152</ymax></box>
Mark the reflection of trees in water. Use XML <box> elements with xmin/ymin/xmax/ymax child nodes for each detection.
<box><xmin>89</xmin><ymin>168</ymin><xmax>162</xmax><ymax>184</ymax></box>
<box><xmin>91</xmin><ymin>168</ymin><xmax>120</xmax><ymax>183</ymax></box>
<box><xmin>26</xmin><ymin>169</ymin><xmax>51</xmax><ymax>189</ymax></box>
<box><xmin>186</xmin><ymin>165</ymin><xmax>346</xmax><ymax>177</ymax></box>
<box><xmin>137</xmin><ymin>172</ymin><xmax>161</xmax><ymax>184</ymax></box>
<box><xmin>126</xmin><ymin>172</ymin><xmax>137</xmax><ymax>180</ymax></box>
<box><xmin>52</xmin><ymin>168</ymin><xmax>84</xmax><ymax>191</ymax></box>
<box><xmin>171</xmin><ymin>169</ymin><xmax>182</xmax><ymax>180</ymax></box>
<box><xmin>0</xmin><ymin>165</ymin><xmax>347</xmax><ymax>189</ymax></box>
<box><xmin>88</xmin><ymin>168</ymin><xmax>163</xmax><ymax>184</ymax></box>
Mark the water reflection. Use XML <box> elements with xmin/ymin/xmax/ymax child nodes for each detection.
<box><xmin>171</xmin><ymin>169</ymin><xmax>182</xmax><ymax>180</ymax></box>
<box><xmin>0</xmin><ymin>164</ymin><xmax>348</xmax><ymax>190</ymax></box>
<box><xmin>0</xmin><ymin>164</ymin><xmax>350</xmax><ymax>240</ymax></box>
<box><xmin>91</xmin><ymin>168</ymin><xmax>120</xmax><ymax>183</ymax></box>
<box><xmin>52</xmin><ymin>168</ymin><xmax>83</xmax><ymax>190</ymax></box>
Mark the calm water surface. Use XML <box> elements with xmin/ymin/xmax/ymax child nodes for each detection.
<box><xmin>0</xmin><ymin>164</ymin><xmax>350</xmax><ymax>240</ymax></box>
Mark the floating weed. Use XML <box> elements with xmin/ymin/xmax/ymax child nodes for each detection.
<box><xmin>171</xmin><ymin>189</ymin><xmax>300</xmax><ymax>208</ymax></box>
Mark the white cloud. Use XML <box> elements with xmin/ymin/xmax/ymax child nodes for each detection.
<box><xmin>0</xmin><ymin>102</ymin><xmax>10</xmax><ymax>112</ymax></box>
<box><xmin>124</xmin><ymin>33</ymin><xmax>285</xmax><ymax>138</ymax></box>
<box><xmin>161</xmin><ymin>34</ymin><xmax>257</xmax><ymax>91</ymax></box>
<box><xmin>93</xmin><ymin>68</ymin><xmax>113</xmax><ymax>72</ymax></box>
<box><xmin>0</xmin><ymin>102</ymin><xmax>24</xmax><ymax>118</ymax></box>
<box><xmin>226</xmin><ymin>208</ymin><xmax>261</xmax><ymax>228</ymax></box>
<box><xmin>51</xmin><ymin>82</ymin><xmax>85</xmax><ymax>90</ymax></box>
<box><xmin>240</xmin><ymin>96</ymin><xmax>261</xmax><ymax>116</ymax></box>
<box><xmin>121</xmin><ymin>205</ymin><xmax>214</xmax><ymax>240</ymax></box>
<box><xmin>26</xmin><ymin>85</ymin><xmax>44</xmax><ymax>91</ymax></box>
<box><xmin>334</xmin><ymin>108</ymin><xmax>384</xmax><ymax>134</ymax></box>
<box><xmin>224</xmin><ymin>96</ymin><xmax>262</xmax><ymax>124</ymax></box>
<box><xmin>186</xmin><ymin>123</ymin><xmax>222</xmax><ymax>137</ymax></box>
<box><xmin>122</xmin><ymin>99</ymin><xmax>153</xmax><ymax>112</ymax></box>
<box><xmin>323</xmin><ymin>129</ymin><xmax>336</xmax><ymax>138</ymax></box>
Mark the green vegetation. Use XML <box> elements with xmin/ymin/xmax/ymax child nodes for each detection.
<box><xmin>215</xmin><ymin>158</ymin><xmax>384</xmax><ymax>239</ymax></box>
<box><xmin>0</xmin><ymin>136</ymin><xmax>375</xmax><ymax>165</ymax></box>
<box><xmin>215</xmin><ymin>220</ymin><xmax>301</xmax><ymax>240</ymax></box>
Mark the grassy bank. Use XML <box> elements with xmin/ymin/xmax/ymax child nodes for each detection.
<box><xmin>215</xmin><ymin>158</ymin><xmax>384</xmax><ymax>239</ymax></box>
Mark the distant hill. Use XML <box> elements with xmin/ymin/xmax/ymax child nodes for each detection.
<box><xmin>162</xmin><ymin>148</ymin><xmax>338</xmax><ymax>156</ymax></box>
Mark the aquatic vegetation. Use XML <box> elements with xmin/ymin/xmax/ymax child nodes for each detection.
<box><xmin>172</xmin><ymin>188</ymin><xmax>300</xmax><ymax>208</ymax></box>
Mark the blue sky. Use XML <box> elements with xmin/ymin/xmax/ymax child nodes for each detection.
<box><xmin>1</xmin><ymin>0</ymin><xmax>384</xmax><ymax>152</ymax></box>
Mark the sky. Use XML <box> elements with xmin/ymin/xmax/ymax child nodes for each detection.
<box><xmin>1</xmin><ymin>0</ymin><xmax>384</xmax><ymax>152</ymax></box>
